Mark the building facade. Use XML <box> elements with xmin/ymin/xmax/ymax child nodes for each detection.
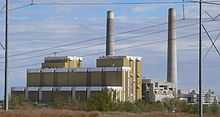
<box><xmin>142</xmin><ymin>79</ymin><xmax>175</xmax><ymax>102</ymax></box>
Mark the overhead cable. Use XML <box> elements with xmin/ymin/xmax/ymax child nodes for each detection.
<box><xmin>32</xmin><ymin>1</ymin><xmax>197</xmax><ymax>6</ymax></box>
<box><xmin>202</xmin><ymin>24</ymin><xmax>220</xmax><ymax>57</ymax></box>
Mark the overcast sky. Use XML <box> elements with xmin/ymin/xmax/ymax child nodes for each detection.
<box><xmin>0</xmin><ymin>0</ymin><xmax>220</xmax><ymax>99</ymax></box>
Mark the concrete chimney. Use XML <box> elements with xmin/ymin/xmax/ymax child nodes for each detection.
<box><xmin>167</xmin><ymin>8</ymin><xmax>177</xmax><ymax>84</ymax></box>
<box><xmin>106</xmin><ymin>10</ymin><xmax>115</xmax><ymax>56</ymax></box>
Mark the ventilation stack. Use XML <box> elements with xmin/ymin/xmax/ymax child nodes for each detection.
<box><xmin>167</xmin><ymin>8</ymin><xmax>177</xmax><ymax>85</ymax></box>
<box><xmin>106</xmin><ymin>10</ymin><xmax>115</xmax><ymax>56</ymax></box>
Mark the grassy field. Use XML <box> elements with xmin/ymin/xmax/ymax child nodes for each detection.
<box><xmin>0</xmin><ymin>109</ymin><xmax>220</xmax><ymax>117</ymax></box>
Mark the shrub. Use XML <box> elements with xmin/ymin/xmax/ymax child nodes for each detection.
<box><xmin>9</xmin><ymin>93</ymin><xmax>220</xmax><ymax>114</ymax></box>
<box><xmin>209</xmin><ymin>103</ymin><xmax>219</xmax><ymax>114</ymax></box>
<box><xmin>86</xmin><ymin>91</ymin><xmax>114</xmax><ymax>111</ymax></box>
<box><xmin>9</xmin><ymin>95</ymin><xmax>34</xmax><ymax>109</ymax></box>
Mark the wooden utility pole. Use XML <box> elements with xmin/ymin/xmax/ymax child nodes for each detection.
<box><xmin>199</xmin><ymin>0</ymin><xmax>203</xmax><ymax>117</ymax></box>
<box><xmin>4</xmin><ymin>0</ymin><xmax>8</xmax><ymax>111</ymax></box>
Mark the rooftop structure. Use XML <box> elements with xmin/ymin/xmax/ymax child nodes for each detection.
<box><xmin>42</xmin><ymin>56</ymin><xmax>83</xmax><ymax>68</ymax></box>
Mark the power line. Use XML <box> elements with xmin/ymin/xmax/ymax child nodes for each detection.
<box><xmin>1</xmin><ymin>19</ymin><xmax>220</xmax><ymax>63</ymax></box>
<box><xmin>202</xmin><ymin>9</ymin><xmax>215</xmax><ymax>21</ymax></box>
<box><xmin>0</xmin><ymin>1</ymin><xmax>34</xmax><ymax>13</ymax></box>
<box><xmin>0</xmin><ymin>42</ymin><xmax>4</xmax><ymax>50</ymax></box>
<box><xmin>202</xmin><ymin>1</ymin><xmax>220</xmax><ymax>6</ymax></box>
<box><xmin>202</xmin><ymin>24</ymin><xmax>220</xmax><ymax>57</ymax></box>
<box><xmin>0</xmin><ymin>21</ymin><xmax>197</xmax><ymax>62</ymax></box>
<box><xmin>6</xmin><ymin>17</ymin><xmax>220</xmax><ymax>61</ymax></box>
<box><xmin>3</xmin><ymin>26</ymin><xmax>220</xmax><ymax>71</ymax></box>
<box><xmin>5</xmin><ymin>24</ymin><xmax>219</xmax><ymax>68</ymax></box>
<box><xmin>8</xmin><ymin>3</ymin><xmax>33</xmax><ymax>11</ymax></box>
<box><xmin>0</xmin><ymin>14</ymin><xmax>215</xmax><ymax>60</ymax></box>
<box><xmin>202</xmin><ymin>9</ymin><xmax>220</xmax><ymax>21</ymax></box>
<box><xmin>3</xmin><ymin>27</ymin><xmax>219</xmax><ymax>71</ymax></box>
<box><xmin>203</xmin><ymin>32</ymin><xmax>220</xmax><ymax>59</ymax></box>
<box><xmin>0</xmin><ymin>33</ymin><xmax>197</xmax><ymax>71</ymax></box>
<box><xmin>3</xmin><ymin>17</ymin><xmax>219</xmax><ymax>60</ymax></box>
<box><xmin>0</xmin><ymin>20</ymin><xmax>179</xmax><ymax>58</ymax></box>
<box><xmin>0</xmin><ymin>16</ymin><xmax>218</xmax><ymax>64</ymax></box>
<box><xmin>32</xmin><ymin>1</ymin><xmax>197</xmax><ymax>6</ymax></box>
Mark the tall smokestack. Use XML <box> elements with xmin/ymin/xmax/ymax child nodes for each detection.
<box><xmin>106</xmin><ymin>10</ymin><xmax>115</xmax><ymax>56</ymax></box>
<box><xmin>167</xmin><ymin>8</ymin><xmax>177</xmax><ymax>84</ymax></box>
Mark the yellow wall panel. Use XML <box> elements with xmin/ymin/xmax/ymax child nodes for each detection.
<box><xmin>56</xmin><ymin>72</ymin><xmax>69</xmax><ymax>86</ymax></box>
<box><xmin>27</xmin><ymin>73</ymin><xmax>41</xmax><ymax>86</ymax></box>
<box><xmin>41</xmin><ymin>72</ymin><xmax>54</xmax><ymax>86</ymax></box>
<box><xmin>90</xmin><ymin>72</ymin><xmax>102</xmax><ymax>86</ymax></box>
<box><xmin>105</xmin><ymin>72</ymin><xmax>123</xmax><ymax>86</ymax></box>
<box><xmin>69</xmin><ymin>72</ymin><xmax>87</xmax><ymax>86</ymax></box>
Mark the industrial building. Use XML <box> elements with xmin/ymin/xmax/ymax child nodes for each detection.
<box><xmin>178</xmin><ymin>89</ymin><xmax>219</xmax><ymax>104</ymax></box>
<box><xmin>11</xmin><ymin>10</ymin><xmax>143</xmax><ymax>103</ymax></box>
<box><xmin>142</xmin><ymin>79</ymin><xmax>175</xmax><ymax>102</ymax></box>
<box><xmin>142</xmin><ymin>8</ymin><xmax>177</xmax><ymax>102</ymax></box>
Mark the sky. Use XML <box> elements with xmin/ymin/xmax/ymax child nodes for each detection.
<box><xmin>0</xmin><ymin>0</ymin><xmax>220</xmax><ymax>99</ymax></box>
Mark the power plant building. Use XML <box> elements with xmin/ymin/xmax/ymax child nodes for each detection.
<box><xmin>11</xmin><ymin>10</ymin><xmax>143</xmax><ymax>103</ymax></box>
<box><xmin>11</xmin><ymin>8</ymin><xmax>179</xmax><ymax>103</ymax></box>
<box><xmin>11</xmin><ymin>56</ymin><xmax>142</xmax><ymax>103</ymax></box>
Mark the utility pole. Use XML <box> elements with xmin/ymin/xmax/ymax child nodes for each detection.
<box><xmin>4</xmin><ymin>0</ymin><xmax>9</xmax><ymax>111</ymax></box>
<box><xmin>199</xmin><ymin>0</ymin><xmax>203</xmax><ymax>117</ymax></box>
<box><xmin>182</xmin><ymin>0</ymin><xmax>185</xmax><ymax>20</ymax></box>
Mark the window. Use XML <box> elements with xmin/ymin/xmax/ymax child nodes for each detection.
<box><xmin>155</xmin><ymin>82</ymin><xmax>158</xmax><ymax>87</ymax></box>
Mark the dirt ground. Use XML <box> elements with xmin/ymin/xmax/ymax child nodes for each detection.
<box><xmin>0</xmin><ymin>109</ymin><xmax>219</xmax><ymax>117</ymax></box>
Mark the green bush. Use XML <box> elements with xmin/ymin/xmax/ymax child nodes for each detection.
<box><xmin>9</xmin><ymin>95</ymin><xmax>34</xmax><ymax>109</ymax></box>
<box><xmin>208</xmin><ymin>103</ymin><xmax>219</xmax><ymax>114</ymax></box>
<box><xmin>86</xmin><ymin>91</ymin><xmax>114</xmax><ymax>111</ymax></box>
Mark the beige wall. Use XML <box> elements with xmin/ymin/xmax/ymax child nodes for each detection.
<box><xmin>42</xmin><ymin>59</ymin><xmax>82</xmax><ymax>68</ymax></box>
<box><xmin>96</xmin><ymin>58</ymin><xmax>130</xmax><ymax>67</ymax></box>
<box><xmin>27</xmin><ymin>71</ymin><xmax>124</xmax><ymax>87</ymax></box>
<box><xmin>136</xmin><ymin>60</ymin><xmax>142</xmax><ymax>100</ymax></box>
<box><xmin>23</xmin><ymin>56</ymin><xmax>143</xmax><ymax>102</ymax></box>
<box><xmin>56</xmin><ymin>72</ymin><xmax>68</xmax><ymax>86</ymax></box>
<box><xmin>96</xmin><ymin>57</ymin><xmax>143</xmax><ymax>101</ymax></box>
<box><xmin>41</xmin><ymin>72</ymin><xmax>54</xmax><ymax>86</ymax></box>
<box><xmin>90</xmin><ymin>72</ymin><xmax>102</xmax><ymax>86</ymax></box>
<box><xmin>105</xmin><ymin>72</ymin><xmax>122</xmax><ymax>86</ymax></box>
<box><xmin>69</xmin><ymin>72</ymin><xmax>87</xmax><ymax>86</ymax></box>
<box><xmin>27</xmin><ymin>73</ymin><xmax>41</xmax><ymax>86</ymax></box>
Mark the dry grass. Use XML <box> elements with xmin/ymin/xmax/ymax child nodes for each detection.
<box><xmin>103</xmin><ymin>112</ymin><xmax>220</xmax><ymax>117</ymax></box>
<box><xmin>0</xmin><ymin>109</ymin><xmax>101</xmax><ymax>117</ymax></box>
<box><xmin>0</xmin><ymin>109</ymin><xmax>219</xmax><ymax>117</ymax></box>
